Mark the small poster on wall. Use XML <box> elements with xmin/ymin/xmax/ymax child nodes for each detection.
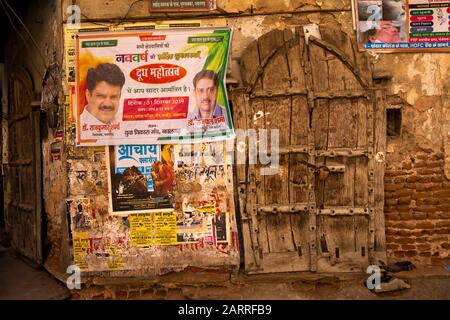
<box><xmin>74</xmin><ymin>27</ymin><xmax>234</xmax><ymax>146</ymax></box>
<box><xmin>106</xmin><ymin>144</ymin><xmax>176</xmax><ymax>215</ymax></box>
<box><xmin>355</xmin><ymin>0</ymin><xmax>450</xmax><ymax>51</ymax></box>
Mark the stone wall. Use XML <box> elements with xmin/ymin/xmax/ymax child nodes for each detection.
<box><xmin>2</xmin><ymin>0</ymin><xmax>446</xmax><ymax>278</ymax></box>
<box><xmin>2</xmin><ymin>0</ymin><xmax>70</xmax><ymax>276</ymax></box>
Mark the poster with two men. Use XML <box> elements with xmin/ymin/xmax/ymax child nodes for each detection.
<box><xmin>75</xmin><ymin>27</ymin><xmax>234</xmax><ymax>146</ymax></box>
<box><xmin>74</xmin><ymin>27</ymin><xmax>234</xmax><ymax>216</ymax></box>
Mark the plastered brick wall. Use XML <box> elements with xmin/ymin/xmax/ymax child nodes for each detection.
<box><xmin>384</xmin><ymin>147</ymin><xmax>450</xmax><ymax>264</ymax></box>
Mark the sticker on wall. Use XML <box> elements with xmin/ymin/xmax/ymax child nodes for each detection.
<box><xmin>72</xmin><ymin>232</ymin><xmax>90</xmax><ymax>270</ymax></box>
<box><xmin>129</xmin><ymin>213</ymin><xmax>153</xmax><ymax>247</ymax></box>
<box><xmin>107</xmin><ymin>144</ymin><xmax>175</xmax><ymax>215</ymax></box>
<box><xmin>154</xmin><ymin>211</ymin><xmax>177</xmax><ymax>245</ymax></box>
<box><xmin>354</xmin><ymin>0</ymin><xmax>450</xmax><ymax>51</ymax></box>
<box><xmin>74</xmin><ymin>27</ymin><xmax>234</xmax><ymax>146</ymax></box>
<box><xmin>50</xmin><ymin>141</ymin><xmax>62</xmax><ymax>161</ymax></box>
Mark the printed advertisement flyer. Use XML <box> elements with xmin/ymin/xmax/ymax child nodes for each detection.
<box><xmin>75</xmin><ymin>27</ymin><xmax>234</xmax><ymax>146</ymax></box>
<box><xmin>355</xmin><ymin>0</ymin><xmax>450</xmax><ymax>51</ymax></box>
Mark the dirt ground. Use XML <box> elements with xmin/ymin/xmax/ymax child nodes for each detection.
<box><xmin>1</xmin><ymin>226</ymin><xmax>448</xmax><ymax>300</ymax></box>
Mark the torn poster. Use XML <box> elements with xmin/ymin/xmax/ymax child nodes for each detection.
<box><xmin>107</xmin><ymin>144</ymin><xmax>175</xmax><ymax>215</ymax></box>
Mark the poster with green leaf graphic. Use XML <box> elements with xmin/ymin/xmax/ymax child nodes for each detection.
<box><xmin>75</xmin><ymin>28</ymin><xmax>234</xmax><ymax>146</ymax></box>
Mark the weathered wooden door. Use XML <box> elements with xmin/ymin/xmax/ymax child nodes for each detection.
<box><xmin>5</xmin><ymin>67</ymin><xmax>43</xmax><ymax>264</ymax></box>
<box><xmin>233</xmin><ymin>27</ymin><xmax>387</xmax><ymax>273</ymax></box>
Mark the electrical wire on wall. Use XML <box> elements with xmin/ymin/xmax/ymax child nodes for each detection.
<box><xmin>0</xmin><ymin>0</ymin><xmax>60</xmax><ymax>105</ymax></box>
<box><xmin>80</xmin><ymin>0</ymin><xmax>146</xmax><ymax>27</ymax></box>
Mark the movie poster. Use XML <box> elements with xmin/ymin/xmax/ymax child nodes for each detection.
<box><xmin>355</xmin><ymin>0</ymin><xmax>450</xmax><ymax>51</ymax></box>
<box><xmin>75</xmin><ymin>27</ymin><xmax>234</xmax><ymax>146</ymax></box>
<box><xmin>107</xmin><ymin>144</ymin><xmax>175</xmax><ymax>215</ymax></box>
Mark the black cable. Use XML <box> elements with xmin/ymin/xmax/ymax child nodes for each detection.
<box><xmin>0</xmin><ymin>0</ymin><xmax>45</xmax><ymax>79</ymax></box>
<box><xmin>80</xmin><ymin>0</ymin><xmax>145</xmax><ymax>27</ymax></box>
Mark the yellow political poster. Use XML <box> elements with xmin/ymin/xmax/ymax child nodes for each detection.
<box><xmin>154</xmin><ymin>211</ymin><xmax>177</xmax><ymax>245</ymax></box>
<box><xmin>63</xmin><ymin>24</ymin><xmax>110</xmax><ymax>85</ymax></box>
<box><xmin>129</xmin><ymin>213</ymin><xmax>153</xmax><ymax>247</ymax></box>
<box><xmin>73</xmin><ymin>232</ymin><xmax>90</xmax><ymax>270</ymax></box>
<box><xmin>106</xmin><ymin>244</ymin><xmax>125</xmax><ymax>270</ymax></box>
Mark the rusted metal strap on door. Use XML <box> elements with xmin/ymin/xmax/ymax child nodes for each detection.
<box><xmin>243</xmin><ymin>93</ymin><xmax>262</xmax><ymax>268</ymax></box>
<box><xmin>300</xmin><ymin>26</ymin><xmax>318</xmax><ymax>272</ymax></box>
<box><xmin>249</xmin><ymin>88</ymin><xmax>369</xmax><ymax>100</ymax></box>
<box><xmin>367</xmin><ymin>90</ymin><xmax>376</xmax><ymax>264</ymax></box>
<box><xmin>308</xmin><ymin>36</ymin><xmax>369</xmax><ymax>90</ymax></box>
<box><xmin>317</xmin><ymin>207</ymin><xmax>369</xmax><ymax>216</ymax></box>
<box><xmin>257</xmin><ymin>203</ymin><xmax>309</xmax><ymax>214</ymax></box>
<box><xmin>246</xmin><ymin>36</ymin><xmax>299</xmax><ymax>95</ymax></box>
<box><xmin>315</xmin><ymin>148</ymin><xmax>372</xmax><ymax>158</ymax></box>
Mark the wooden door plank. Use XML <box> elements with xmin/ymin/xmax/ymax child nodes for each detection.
<box><xmin>354</xmin><ymin>156</ymin><xmax>369</xmax><ymax>207</ymax></box>
<box><xmin>313</xmin><ymin>99</ymin><xmax>329</xmax><ymax>151</ymax></box>
<box><xmin>309</xmin><ymin>43</ymin><xmax>329</xmax><ymax>92</ymax></box>
<box><xmin>250</xmin><ymin>98</ymin><xmax>270</xmax><ymax>255</ymax></box>
<box><xmin>328</xmin><ymin>99</ymin><xmax>357</xmax><ymax>149</ymax></box>
<box><xmin>291</xmin><ymin>96</ymin><xmax>309</xmax><ymax>145</ymax></box>
<box><xmin>258</xmin><ymin>29</ymin><xmax>295</xmax><ymax>254</ymax></box>
<box><xmin>373</xmin><ymin>90</ymin><xmax>387</xmax><ymax>259</ymax></box>
<box><xmin>240</xmin><ymin>40</ymin><xmax>262</xmax><ymax>89</ymax></box>
<box><xmin>284</xmin><ymin>29</ymin><xmax>306</xmax><ymax>90</ymax></box>
<box><xmin>289</xmin><ymin>153</ymin><xmax>310</xmax><ymax>204</ymax></box>
<box><xmin>323</xmin><ymin>157</ymin><xmax>355</xmax><ymax>207</ymax></box>
<box><xmin>354</xmin><ymin>215</ymin><xmax>369</xmax><ymax>262</ymax></box>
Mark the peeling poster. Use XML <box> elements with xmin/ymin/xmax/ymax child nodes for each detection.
<box><xmin>73</xmin><ymin>232</ymin><xmax>90</xmax><ymax>270</ymax></box>
<box><xmin>154</xmin><ymin>211</ymin><xmax>177</xmax><ymax>245</ymax></box>
<box><xmin>129</xmin><ymin>213</ymin><xmax>153</xmax><ymax>247</ymax></box>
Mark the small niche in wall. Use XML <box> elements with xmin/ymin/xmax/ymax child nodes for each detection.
<box><xmin>387</xmin><ymin>107</ymin><xmax>402</xmax><ymax>137</ymax></box>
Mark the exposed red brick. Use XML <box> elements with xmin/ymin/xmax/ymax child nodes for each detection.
<box><xmin>441</xmin><ymin>243</ymin><xmax>450</xmax><ymax>249</ymax></box>
<box><xmin>415</xmin><ymin>221</ymin><xmax>434</xmax><ymax>229</ymax></box>
<box><xmin>436</xmin><ymin>221</ymin><xmax>450</xmax><ymax>228</ymax></box>
<box><xmin>393</xmin><ymin>221</ymin><xmax>415</xmax><ymax>229</ymax></box>
<box><xmin>415</xmin><ymin>182</ymin><xmax>441</xmax><ymax>190</ymax></box>
<box><xmin>398</xmin><ymin>230</ymin><xmax>412</xmax><ymax>236</ymax></box>
<box><xmin>437</xmin><ymin>198</ymin><xmax>450</xmax><ymax>205</ymax></box>
<box><xmin>386</xmin><ymin>244</ymin><xmax>399</xmax><ymax>250</ymax></box>
<box><xmin>397</xmin><ymin>196</ymin><xmax>411</xmax><ymax>205</ymax></box>
<box><xmin>392</xmin><ymin>189</ymin><xmax>414</xmax><ymax>197</ymax></box>
<box><xmin>385</xmin><ymin>198</ymin><xmax>398</xmax><ymax>206</ymax></box>
<box><xmin>436</xmin><ymin>204</ymin><xmax>450</xmax><ymax>211</ymax></box>
<box><xmin>392</xmin><ymin>177</ymin><xmax>407</xmax><ymax>184</ymax></box>
<box><xmin>385</xmin><ymin>171</ymin><xmax>407</xmax><ymax>178</ymax></box>
<box><xmin>399</xmin><ymin>212</ymin><xmax>414</xmax><ymax>220</ymax></box>
<box><xmin>433</xmin><ymin>190</ymin><xmax>450</xmax><ymax>198</ymax></box>
<box><xmin>396</xmin><ymin>205</ymin><xmax>411</xmax><ymax>213</ymax></box>
<box><xmin>385</xmin><ymin>236</ymin><xmax>397</xmax><ymax>243</ymax></box>
<box><xmin>414</xmin><ymin>206</ymin><xmax>437</xmax><ymax>213</ymax></box>
<box><xmin>416</xmin><ymin>168</ymin><xmax>442</xmax><ymax>175</ymax></box>
<box><xmin>404</xmin><ymin>250</ymin><xmax>417</xmax><ymax>257</ymax></box>
<box><xmin>412</xmin><ymin>192</ymin><xmax>428</xmax><ymax>200</ymax></box>
<box><xmin>414</xmin><ymin>160</ymin><xmax>443</xmax><ymax>168</ymax></box>
<box><xmin>431</xmin><ymin>152</ymin><xmax>445</xmax><ymax>160</ymax></box>
<box><xmin>421</xmin><ymin>198</ymin><xmax>439</xmax><ymax>205</ymax></box>
<box><xmin>412</xmin><ymin>212</ymin><xmax>427</xmax><ymax>220</ymax></box>
<box><xmin>393</xmin><ymin>251</ymin><xmax>405</xmax><ymax>258</ymax></box>
<box><xmin>436</xmin><ymin>228</ymin><xmax>450</xmax><ymax>234</ymax></box>
<box><xmin>386</xmin><ymin>228</ymin><xmax>399</xmax><ymax>235</ymax></box>
<box><xmin>401</xmin><ymin>162</ymin><xmax>412</xmax><ymax>170</ymax></box>
<box><xmin>417</xmin><ymin>244</ymin><xmax>431</xmax><ymax>251</ymax></box>
<box><xmin>412</xmin><ymin>230</ymin><xmax>428</xmax><ymax>237</ymax></box>
<box><xmin>419</xmin><ymin>252</ymin><xmax>431</xmax><ymax>257</ymax></box>
<box><xmin>414</xmin><ymin>237</ymin><xmax>429</xmax><ymax>243</ymax></box>
<box><xmin>385</xmin><ymin>213</ymin><xmax>400</xmax><ymax>221</ymax></box>
<box><xmin>403</xmin><ymin>183</ymin><xmax>416</xmax><ymax>189</ymax></box>
<box><xmin>385</xmin><ymin>183</ymin><xmax>403</xmax><ymax>191</ymax></box>
<box><xmin>431</xmin><ymin>176</ymin><xmax>444</xmax><ymax>183</ymax></box>
<box><xmin>406</xmin><ymin>176</ymin><xmax>420</xmax><ymax>183</ymax></box>
<box><xmin>402</xmin><ymin>244</ymin><xmax>416</xmax><ymax>250</ymax></box>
